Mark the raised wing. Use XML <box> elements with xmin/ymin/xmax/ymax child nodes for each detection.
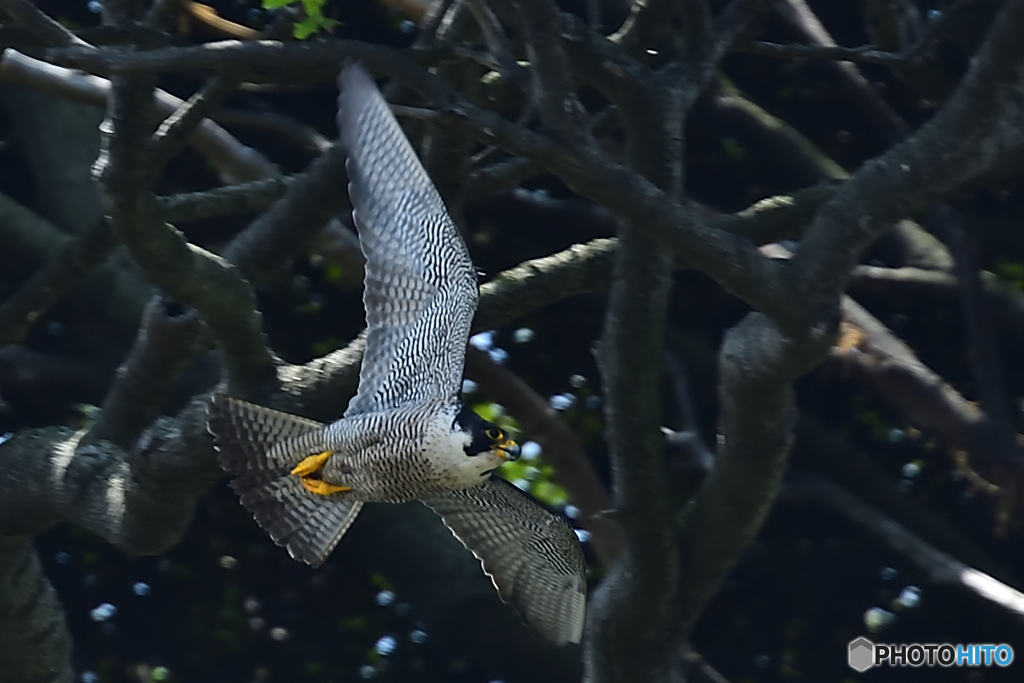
<box><xmin>420</xmin><ymin>477</ymin><xmax>587</xmax><ymax>645</ymax></box>
<box><xmin>337</xmin><ymin>64</ymin><xmax>478</xmax><ymax>417</ymax></box>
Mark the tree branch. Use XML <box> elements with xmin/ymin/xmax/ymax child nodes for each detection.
<box><xmin>221</xmin><ymin>144</ymin><xmax>349</xmax><ymax>285</ymax></box>
<box><xmin>738</xmin><ymin>39</ymin><xmax>906</xmax><ymax>65</ymax></box>
<box><xmin>849</xmin><ymin>264</ymin><xmax>1024</xmax><ymax>346</ymax></box>
<box><xmin>775</xmin><ymin>0</ymin><xmax>909</xmax><ymax>142</ymax></box>
<box><xmin>933</xmin><ymin>204</ymin><xmax>1019</xmax><ymax>466</ymax></box>
<box><xmin>84</xmin><ymin>297</ymin><xmax>206</xmax><ymax>449</ymax></box>
<box><xmin>790</xmin><ymin>0</ymin><xmax>1024</xmax><ymax>328</ymax></box>
<box><xmin>0</xmin><ymin>218</ymin><xmax>116</xmax><ymax>346</ymax></box>
<box><xmin>676</xmin><ymin>312</ymin><xmax>832</xmax><ymax>632</ymax></box>
<box><xmin>150</xmin><ymin>73</ymin><xmax>240</xmax><ymax>171</ymax></box>
<box><xmin>94</xmin><ymin>70</ymin><xmax>274</xmax><ymax>396</ymax></box>
<box><xmin>155</xmin><ymin>176</ymin><xmax>295</xmax><ymax>223</ymax></box>
<box><xmin>49</xmin><ymin>40</ymin><xmax>453</xmax><ymax>90</ymax></box>
<box><xmin>515</xmin><ymin>0</ymin><xmax>591</xmax><ymax>146</ymax></box>
<box><xmin>0</xmin><ymin>50</ymin><xmax>277</xmax><ymax>183</ymax></box>
<box><xmin>610</xmin><ymin>0</ymin><xmax>681</xmax><ymax>55</ymax></box>
<box><xmin>286</xmin><ymin>181</ymin><xmax>837</xmax><ymax>410</ymax></box>
<box><xmin>0</xmin><ymin>0</ymin><xmax>90</xmax><ymax>48</ymax></box>
<box><xmin>784</xmin><ymin>472</ymin><xmax>1024</xmax><ymax>620</ymax></box>
<box><xmin>0</xmin><ymin>536</ymin><xmax>73</xmax><ymax>683</ymax></box>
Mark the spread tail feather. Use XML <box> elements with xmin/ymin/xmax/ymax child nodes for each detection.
<box><xmin>232</xmin><ymin>471</ymin><xmax>363</xmax><ymax>566</ymax></box>
<box><xmin>207</xmin><ymin>393</ymin><xmax>363</xmax><ymax>567</ymax></box>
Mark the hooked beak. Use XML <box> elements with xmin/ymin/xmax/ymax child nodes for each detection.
<box><xmin>493</xmin><ymin>438</ymin><xmax>521</xmax><ymax>462</ymax></box>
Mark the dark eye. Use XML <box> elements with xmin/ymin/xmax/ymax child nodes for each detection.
<box><xmin>485</xmin><ymin>427</ymin><xmax>501</xmax><ymax>440</ymax></box>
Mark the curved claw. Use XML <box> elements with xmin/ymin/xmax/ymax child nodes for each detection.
<box><xmin>291</xmin><ymin>451</ymin><xmax>351</xmax><ymax>496</ymax></box>
<box><xmin>291</xmin><ymin>451</ymin><xmax>333</xmax><ymax>477</ymax></box>
<box><xmin>299</xmin><ymin>478</ymin><xmax>351</xmax><ymax>496</ymax></box>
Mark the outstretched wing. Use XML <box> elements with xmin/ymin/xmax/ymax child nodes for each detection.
<box><xmin>337</xmin><ymin>64</ymin><xmax>478</xmax><ymax>417</ymax></box>
<box><xmin>420</xmin><ymin>477</ymin><xmax>587</xmax><ymax>645</ymax></box>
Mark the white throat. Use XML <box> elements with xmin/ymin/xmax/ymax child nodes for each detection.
<box><xmin>421</xmin><ymin>407</ymin><xmax>501</xmax><ymax>488</ymax></box>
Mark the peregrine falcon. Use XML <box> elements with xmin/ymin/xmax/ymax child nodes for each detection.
<box><xmin>207</xmin><ymin>63</ymin><xmax>586</xmax><ymax>645</ymax></box>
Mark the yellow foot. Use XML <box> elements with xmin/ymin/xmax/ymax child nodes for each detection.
<box><xmin>290</xmin><ymin>451</ymin><xmax>351</xmax><ymax>496</ymax></box>
<box><xmin>291</xmin><ymin>451</ymin><xmax>333</xmax><ymax>477</ymax></box>
<box><xmin>299</xmin><ymin>478</ymin><xmax>351</xmax><ymax>496</ymax></box>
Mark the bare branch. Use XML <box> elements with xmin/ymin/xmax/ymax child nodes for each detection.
<box><xmin>515</xmin><ymin>0</ymin><xmax>590</xmax><ymax>145</ymax></box>
<box><xmin>0</xmin><ymin>50</ymin><xmax>277</xmax><ymax>183</ymax></box>
<box><xmin>211</xmin><ymin>108</ymin><xmax>333</xmax><ymax>155</ymax></box>
<box><xmin>831</xmin><ymin>296</ymin><xmax>1024</xmax><ymax>521</ymax></box>
<box><xmin>475</xmin><ymin>238</ymin><xmax>618</xmax><ymax>329</ymax></box>
<box><xmin>39</xmin><ymin>34</ymin><xmax>793</xmax><ymax>323</ymax></box>
<box><xmin>49</xmin><ymin>40</ymin><xmax>453</xmax><ymax>90</ymax></box>
<box><xmin>0</xmin><ymin>218</ymin><xmax>116</xmax><ymax>346</ymax></box>
<box><xmin>0</xmin><ymin>536</ymin><xmax>73</xmax><ymax>683</ymax></box>
<box><xmin>288</xmin><ymin>182</ymin><xmax>836</xmax><ymax>406</ymax></box>
<box><xmin>849</xmin><ymin>265</ymin><xmax>1024</xmax><ymax>344</ymax></box>
<box><xmin>155</xmin><ymin>176</ymin><xmax>295</xmax><ymax>223</ymax></box>
<box><xmin>222</xmin><ymin>144</ymin><xmax>349</xmax><ymax>285</ymax></box>
<box><xmin>790</xmin><ymin>0</ymin><xmax>1024</xmax><ymax>328</ymax></box>
<box><xmin>677</xmin><ymin>312</ymin><xmax>832</xmax><ymax>631</ymax></box>
<box><xmin>708</xmin><ymin>77</ymin><xmax>953</xmax><ymax>270</ymax></box>
<box><xmin>84</xmin><ymin>298</ymin><xmax>205</xmax><ymax>449</ymax></box>
<box><xmin>784</xmin><ymin>472</ymin><xmax>1024</xmax><ymax>620</ymax></box>
<box><xmin>590</xmin><ymin>224</ymin><xmax>678</xmax><ymax>682</ymax></box>
<box><xmin>0</xmin><ymin>0</ymin><xmax>90</xmax><ymax>48</ymax></box>
<box><xmin>0</xmin><ymin>398</ymin><xmax>219</xmax><ymax>548</ymax></box>
<box><xmin>707</xmin><ymin>0</ymin><xmax>774</xmax><ymax>65</ymax></box>
<box><xmin>610</xmin><ymin>0</ymin><xmax>682</xmax><ymax>56</ymax></box>
<box><xmin>932</xmin><ymin>204</ymin><xmax>1018</xmax><ymax>466</ymax></box>
<box><xmin>739</xmin><ymin>39</ymin><xmax>906</xmax><ymax>65</ymax></box>
<box><xmin>150</xmin><ymin>74</ymin><xmax>240</xmax><ymax>171</ymax></box>
<box><xmin>775</xmin><ymin>0</ymin><xmax>909</xmax><ymax>142</ymax></box>
<box><xmin>465</xmin><ymin>156</ymin><xmax>544</xmax><ymax>199</ymax></box>
<box><xmin>94</xmin><ymin>70</ymin><xmax>274</xmax><ymax>395</ymax></box>
<box><xmin>437</xmin><ymin>97</ymin><xmax>794</xmax><ymax>322</ymax></box>
<box><xmin>464</xmin><ymin>0</ymin><xmax>520</xmax><ymax>82</ymax></box>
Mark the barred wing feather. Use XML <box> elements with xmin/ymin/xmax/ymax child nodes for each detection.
<box><xmin>420</xmin><ymin>477</ymin><xmax>587</xmax><ymax>645</ymax></box>
<box><xmin>337</xmin><ymin>64</ymin><xmax>478</xmax><ymax>417</ymax></box>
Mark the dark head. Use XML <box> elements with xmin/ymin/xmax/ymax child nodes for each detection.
<box><xmin>455</xmin><ymin>404</ymin><xmax>521</xmax><ymax>462</ymax></box>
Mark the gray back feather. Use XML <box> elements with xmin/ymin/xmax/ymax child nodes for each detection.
<box><xmin>337</xmin><ymin>64</ymin><xmax>478</xmax><ymax>417</ymax></box>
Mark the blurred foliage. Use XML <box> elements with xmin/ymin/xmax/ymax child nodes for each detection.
<box><xmin>262</xmin><ymin>0</ymin><xmax>338</xmax><ymax>39</ymax></box>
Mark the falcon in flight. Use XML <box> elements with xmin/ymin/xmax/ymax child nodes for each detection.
<box><xmin>207</xmin><ymin>63</ymin><xmax>586</xmax><ymax>645</ymax></box>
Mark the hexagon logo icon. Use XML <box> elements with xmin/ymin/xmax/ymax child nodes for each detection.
<box><xmin>848</xmin><ymin>637</ymin><xmax>875</xmax><ymax>672</ymax></box>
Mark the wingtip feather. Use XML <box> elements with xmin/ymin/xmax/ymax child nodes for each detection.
<box><xmin>337</xmin><ymin>62</ymin><xmax>378</xmax><ymax>153</ymax></box>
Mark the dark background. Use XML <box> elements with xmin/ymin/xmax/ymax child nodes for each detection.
<box><xmin>1</xmin><ymin>0</ymin><xmax>1022</xmax><ymax>681</ymax></box>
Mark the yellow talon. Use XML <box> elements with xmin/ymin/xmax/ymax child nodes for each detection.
<box><xmin>299</xmin><ymin>478</ymin><xmax>351</xmax><ymax>496</ymax></box>
<box><xmin>291</xmin><ymin>451</ymin><xmax>334</xmax><ymax>477</ymax></box>
<box><xmin>291</xmin><ymin>451</ymin><xmax>351</xmax><ymax>496</ymax></box>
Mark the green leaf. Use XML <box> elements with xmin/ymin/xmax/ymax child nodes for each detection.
<box><xmin>261</xmin><ymin>0</ymin><xmax>338</xmax><ymax>39</ymax></box>
<box><xmin>294</xmin><ymin>16</ymin><xmax>318</xmax><ymax>39</ymax></box>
